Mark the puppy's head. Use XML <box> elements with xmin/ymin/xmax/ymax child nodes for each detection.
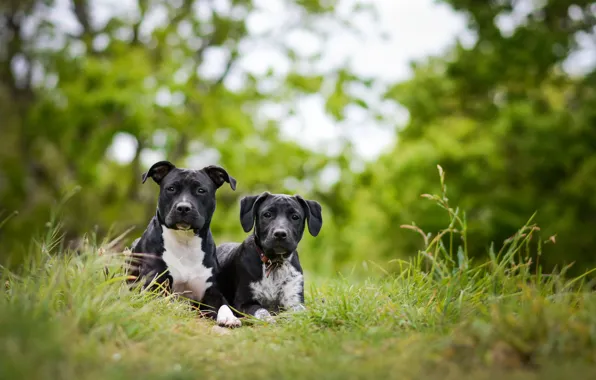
<box><xmin>142</xmin><ymin>161</ymin><xmax>236</xmax><ymax>231</ymax></box>
<box><xmin>240</xmin><ymin>192</ymin><xmax>322</xmax><ymax>258</ymax></box>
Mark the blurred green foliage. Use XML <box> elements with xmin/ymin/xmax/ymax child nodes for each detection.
<box><xmin>340</xmin><ymin>0</ymin><xmax>596</xmax><ymax>275</ymax></box>
<box><xmin>1</xmin><ymin>0</ymin><xmax>595</xmax><ymax>276</ymax></box>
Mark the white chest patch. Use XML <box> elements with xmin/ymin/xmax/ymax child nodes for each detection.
<box><xmin>161</xmin><ymin>227</ymin><xmax>212</xmax><ymax>302</ymax></box>
<box><xmin>249</xmin><ymin>259</ymin><xmax>303</xmax><ymax>310</ymax></box>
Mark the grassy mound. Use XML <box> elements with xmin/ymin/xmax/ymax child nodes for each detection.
<box><xmin>2</xmin><ymin>167</ymin><xmax>596</xmax><ymax>379</ymax></box>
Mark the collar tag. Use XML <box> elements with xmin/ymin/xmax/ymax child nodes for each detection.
<box><xmin>256</xmin><ymin>245</ymin><xmax>280</xmax><ymax>278</ymax></box>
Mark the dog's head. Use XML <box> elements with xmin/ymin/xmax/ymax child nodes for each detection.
<box><xmin>240</xmin><ymin>192</ymin><xmax>322</xmax><ymax>258</ymax></box>
<box><xmin>142</xmin><ymin>160</ymin><xmax>236</xmax><ymax>231</ymax></box>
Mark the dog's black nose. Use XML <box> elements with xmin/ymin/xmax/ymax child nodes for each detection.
<box><xmin>273</xmin><ymin>230</ymin><xmax>288</xmax><ymax>240</ymax></box>
<box><xmin>176</xmin><ymin>203</ymin><xmax>191</xmax><ymax>214</ymax></box>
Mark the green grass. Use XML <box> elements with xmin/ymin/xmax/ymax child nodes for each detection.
<box><xmin>2</xmin><ymin>167</ymin><xmax>596</xmax><ymax>379</ymax></box>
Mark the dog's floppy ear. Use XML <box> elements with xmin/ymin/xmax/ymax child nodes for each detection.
<box><xmin>295</xmin><ymin>195</ymin><xmax>323</xmax><ymax>237</ymax></box>
<box><xmin>204</xmin><ymin>165</ymin><xmax>237</xmax><ymax>190</ymax></box>
<box><xmin>142</xmin><ymin>161</ymin><xmax>176</xmax><ymax>184</ymax></box>
<box><xmin>240</xmin><ymin>192</ymin><xmax>270</xmax><ymax>233</ymax></box>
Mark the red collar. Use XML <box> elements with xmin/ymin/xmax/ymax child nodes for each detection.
<box><xmin>254</xmin><ymin>243</ymin><xmax>279</xmax><ymax>278</ymax></box>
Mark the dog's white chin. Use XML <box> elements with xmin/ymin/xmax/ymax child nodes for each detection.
<box><xmin>175</xmin><ymin>223</ymin><xmax>192</xmax><ymax>230</ymax></box>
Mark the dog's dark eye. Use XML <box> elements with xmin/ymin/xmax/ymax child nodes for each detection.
<box><xmin>291</xmin><ymin>214</ymin><xmax>300</xmax><ymax>220</ymax></box>
<box><xmin>263</xmin><ymin>212</ymin><xmax>272</xmax><ymax>218</ymax></box>
<box><xmin>197</xmin><ymin>188</ymin><xmax>206</xmax><ymax>194</ymax></box>
<box><xmin>167</xmin><ymin>186</ymin><xmax>176</xmax><ymax>193</ymax></box>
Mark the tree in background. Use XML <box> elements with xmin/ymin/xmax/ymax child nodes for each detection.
<box><xmin>339</xmin><ymin>0</ymin><xmax>596</xmax><ymax>275</ymax></box>
<box><xmin>0</xmin><ymin>0</ymin><xmax>374</xmax><ymax>271</ymax></box>
<box><xmin>2</xmin><ymin>0</ymin><xmax>596</xmax><ymax>277</ymax></box>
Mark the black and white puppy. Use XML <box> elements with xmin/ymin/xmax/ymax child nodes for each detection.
<box><xmin>128</xmin><ymin>160</ymin><xmax>241</xmax><ymax>328</ymax></box>
<box><xmin>216</xmin><ymin>192</ymin><xmax>323</xmax><ymax>321</ymax></box>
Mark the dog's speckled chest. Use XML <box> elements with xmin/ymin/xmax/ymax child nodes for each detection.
<box><xmin>249</xmin><ymin>258</ymin><xmax>303</xmax><ymax>310</ymax></box>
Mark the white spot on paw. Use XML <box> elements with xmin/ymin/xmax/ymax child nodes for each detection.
<box><xmin>255</xmin><ymin>308</ymin><xmax>276</xmax><ymax>323</ymax></box>
<box><xmin>216</xmin><ymin>305</ymin><xmax>241</xmax><ymax>328</ymax></box>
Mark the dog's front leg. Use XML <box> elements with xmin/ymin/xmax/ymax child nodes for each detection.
<box><xmin>131</xmin><ymin>258</ymin><xmax>172</xmax><ymax>295</ymax></box>
<box><xmin>240</xmin><ymin>303</ymin><xmax>275</xmax><ymax>323</ymax></box>
<box><xmin>234</xmin><ymin>286</ymin><xmax>275</xmax><ymax>323</ymax></box>
<box><xmin>281</xmin><ymin>284</ymin><xmax>306</xmax><ymax>313</ymax></box>
<box><xmin>143</xmin><ymin>271</ymin><xmax>173</xmax><ymax>295</ymax></box>
<box><xmin>201</xmin><ymin>285</ymin><xmax>242</xmax><ymax>328</ymax></box>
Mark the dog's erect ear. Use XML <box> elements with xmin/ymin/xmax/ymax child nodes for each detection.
<box><xmin>204</xmin><ymin>165</ymin><xmax>237</xmax><ymax>190</ymax></box>
<box><xmin>295</xmin><ymin>195</ymin><xmax>323</xmax><ymax>237</ymax></box>
<box><xmin>142</xmin><ymin>161</ymin><xmax>176</xmax><ymax>184</ymax></box>
<box><xmin>240</xmin><ymin>192</ymin><xmax>270</xmax><ymax>233</ymax></box>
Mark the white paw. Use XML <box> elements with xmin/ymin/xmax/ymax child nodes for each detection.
<box><xmin>216</xmin><ymin>305</ymin><xmax>241</xmax><ymax>328</ymax></box>
<box><xmin>254</xmin><ymin>308</ymin><xmax>276</xmax><ymax>323</ymax></box>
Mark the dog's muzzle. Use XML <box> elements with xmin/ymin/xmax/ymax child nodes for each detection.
<box><xmin>166</xmin><ymin>202</ymin><xmax>203</xmax><ymax>230</ymax></box>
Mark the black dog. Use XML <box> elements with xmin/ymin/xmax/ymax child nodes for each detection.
<box><xmin>128</xmin><ymin>160</ymin><xmax>241</xmax><ymax>327</ymax></box>
<box><xmin>216</xmin><ymin>192</ymin><xmax>322</xmax><ymax>321</ymax></box>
